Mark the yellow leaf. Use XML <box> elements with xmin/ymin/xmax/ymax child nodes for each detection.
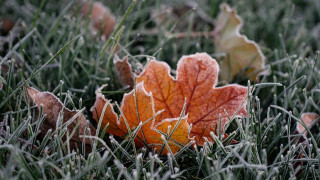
<box><xmin>214</xmin><ymin>3</ymin><xmax>265</xmax><ymax>82</ymax></box>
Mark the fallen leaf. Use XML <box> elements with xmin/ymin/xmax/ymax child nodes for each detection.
<box><xmin>113</xmin><ymin>55</ymin><xmax>134</xmax><ymax>89</ymax></box>
<box><xmin>91</xmin><ymin>84</ymin><xmax>190</xmax><ymax>154</ymax></box>
<box><xmin>136</xmin><ymin>53</ymin><xmax>247</xmax><ymax>145</ymax></box>
<box><xmin>80</xmin><ymin>2</ymin><xmax>115</xmax><ymax>39</ymax></box>
<box><xmin>297</xmin><ymin>112</ymin><xmax>319</xmax><ymax>137</ymax></box>
<box><xmin>0</xmin><ymin>18</ymin><xmax>14</xmax><ymax>35</ymax></box>
<box><xmin>290</xmin><ymin>113</ymin><xmax>319</xmax><ymax>176</ymax></box>
<box><xmin>214</xmin><ymin>3</ymin><xmax>265</xmax><ymax>82</ymax></box>
<box><xmin>26</xmin><ymin>87</ymin><xmax>96</xmax><ymax>152</ymax></box>
<box><xmin>92</xmin><ymin>53</ymin><xmax>247</xmax><ymax>154</ymax></box>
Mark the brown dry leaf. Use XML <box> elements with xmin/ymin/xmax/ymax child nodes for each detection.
<box><xmin>80</xmin><ymin>2</ymin><xmax>115</xmax><ymax>39</ymax></box>
<box><xmin>27</xmin><ymin>87</ymin><xmax>96</xmax><ymax>152</ymax></box>
<box><xmin>297</xmin><ymin>112</ymin><xmax>319</xmax><ymax>137</ymax></box>
<box><xmin>92</xmin><ymin>53</ymin><xmax>247</xmax><ymax>154</ymax></box>
<box><xmin>113</xmin><ymin>55</ymin><xmax>134</xmax><ymax>89</ymax></box>
<box><xmin>0</xmin><ymin>18</ymin><xmax>14</xmax><ymax>35</ymax></box>
<box><xmin>214</xmin><ymin>3</ymin><xmax>265</xmax><ymax>82</ymax></box>
<box><xmin>91</xmin><ymin>84</ymin><xmax>190</xmax><ymax>154</ymax></box>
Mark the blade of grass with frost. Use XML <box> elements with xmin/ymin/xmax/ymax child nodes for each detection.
<box><xmin>154</xmin><ymin>128</ymin><xmax>185</xmax><ymax>154</ymax></box>
<box><xmin>45</xmin><ymin>1</ymin><xmax>74</xmax><ymax>44</ymax></box>
<box><xmin>94</xmin><ymin>101</ymin><xmax>109</xmax><ymax>150</ymax></box>
<box><xmin>282</xmin><ymin>145</ymin><xmax>296</xmax><ymax>178</ymax></box>
<box><xmin>99</xmin><ymin>0</ymin><xmax>136</xmax><ymax>57</ymax></box>
<box><xmin>195</xmin><ymin>148</ymin><xmax>205</xmax><ymax>177</ymax></box>
<box><xmin>223</xmin><ymin>130</ymin><xmax>237</xmax><ymax>144</ymax></box>
<box><xmin>278</xmin><ymin>75</ymin><xmax>306</xmax><ymax>98</ymax></box>
<box><xmin>222</xmin><ymin>85</ymin><xmax>249</xmax><ymax>135</ymax></box>
<box><xmin>0</xmin><ymin>28</ymin><xmax>36</xmax><ymax>65</ymax></box>
<box><xmin>271</xmin><ymin>105</ymin><xmax>320</xmax><ymax>159</ymax></box>
<box><xmin>0</xmin><ymin>35</ymin><xmax>80</xmax><ymax>108</ymax></box>
<box><xmin>173</xmin><ymin>140</ymin><xmax>195</xmax><ymax>157</ymax></box>
<box><xmin>7</xmin><ymin>117</ymin><xmax>30</xmax><ymax>145</ymax></box>
<box><xmin>255</xmin><ymin>97</ymin><xmax>261</xmax><ymax>142</ymax></box>
<box><xmin>110</xmin><ymin>25</ymin><xmax>125</xmax><ymax>55</ymax></box>
<box><xmin>132</xmin><ymin>79</ymin><xmax>148</xmax><ymax>145</ymax></box>
<box><xmin>307</xmin><ymin>52</ymin><xmax>320</xmax><ymax>88</ymax></box>
<box><xmin>245</xmin><ymin>81</ymin><xmax>251</xmax><ymax>141</ymax></box>
<box><xmin>31</xmin><ymin>0</ymin><xmax>47</xmax><ymax>28</ymax></box>
<box><xmin>62</xmin><ymin>115</ymin><xmax>82</xmax><ymax>148</ymax></box>
<box><xmin>158</xmin><ymin>99</ymin><xmax>187</xmax><ymax>155</ymax></box>
<box><xmin>114</xmin><ymin>101</ymin><xmax>137</xmax><ymax>155</ymax></box>
<box><xmin>4</xmin><ymin>61</ymin><xmax>13</xmax><ymax>103</ymax></box>
<box><xmin>100</xmin><ymin>125</ymin><xmax>145</xmax><ymax>162</ymax></box>
<box><xmin>123</xmin><ymin>122</ymin><xmax>142</xmax><ymax>152</ymax></box>
<box><xmin>72</xmin><ymin>151</ymin><xmax>110</xmax><ymax>179</ymax></box>
<box><xmin>109</xmin><ymin>136</ymin><xmax>135</xmax><ymax>163</ymax></box>
<box><xmin>34</xmin><ymin>30</ymin><xmax>53</xmax><ymax>56</ymax></box>
<box><xmin>81</xmin><ymin>135</ymin><xmax>117</xmax><ymax>160</ymax></box>
<box><xmin>122</xmin><ymin>109</ymin><xmax>165</xmax><ymax>152</ymax></box>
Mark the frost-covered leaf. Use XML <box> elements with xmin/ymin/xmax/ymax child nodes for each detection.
<box><xmin>113</xmin><ymin>55</ymin><xmax>134</xmax><ymax>89</ymax></box>
<box><xmin>214</xmin><ymin>3</ymin><xmax>265</xmax><ymax>82</ymax></box>
<box><xmin>26</xmin><ymin>87</ymin><xmax>95</xmax><ymax>152</ymax></box>
<box><xmin>137</xmin><ymin>53</ymin><xmax>247</xmax><ymax>145</ymax></box>
<box><xmin>92</xmin><ymin>53</ymin><xmax>247</xmax><ymax>154</ymax></box>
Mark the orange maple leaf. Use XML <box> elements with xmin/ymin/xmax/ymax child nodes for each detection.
<box><xmin>92</xmin><ymin>53</ymin><xmax>247</xmax><ymax>154</ymax></box>
<box><xmin>137</xmin><ymin>53</ymin><xmax>247</xmax><ymax>145</ymax></box>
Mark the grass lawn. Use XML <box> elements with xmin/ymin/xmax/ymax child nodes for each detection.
<box><xmin>0</xmin><ymin>0</ymin><xmax>319</xmax><ymax>179</ymax></box>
